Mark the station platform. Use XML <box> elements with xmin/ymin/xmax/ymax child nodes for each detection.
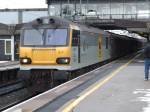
<box><xmin>3</xmin><ymin>52</ymin><xmax>149</xmax><ymax>112</ymax></box>
<box><xmin>0</xmin><ymin>61</ymin><xmax>19</xmax><ymax>71</ymax></box>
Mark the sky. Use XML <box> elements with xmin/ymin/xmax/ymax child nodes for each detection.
<box><xmin>0</xmin><ymin>0</ymin><xmax>47</xmax><ymax>9</ymax></box>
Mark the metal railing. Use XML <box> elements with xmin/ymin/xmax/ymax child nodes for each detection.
<box><xmin>63</xmin><ymin>13</ymin><xmax>150</xmax><ymax>21</ymax></box>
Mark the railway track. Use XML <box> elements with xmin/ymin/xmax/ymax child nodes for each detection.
<box><xmin>0</xmin><ymin>59</ymin><xmax>111</xmax><ymax>111</ymax></box>
<box><xmin>0</xmin><ymin>80</ymin><xmax>25</xmax><ymax>96</ymax></box>
<box><xmin>0</xmin><ymin>80</ymin><xmax>26</xmax><ymax>111</ymax></box>
<box><xmin>0</xmin><ymin>79</ymin><xmax>53</xmax><ymax>111</ymax></box>
<box><xmin>0</xmin><ymin>56</ymin><xmax>114</xmax><ymax>112</ymax></box>
<box><xmin>0</xmin><ymin>53</ymin><xmax>130</xmax><ymax>112</ymax></box>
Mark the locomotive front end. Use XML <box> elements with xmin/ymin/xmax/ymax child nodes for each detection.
<box><xmin>19</xmin><ymin>18</ymin><xmax>71</xmax><ymax>71</ymax></box>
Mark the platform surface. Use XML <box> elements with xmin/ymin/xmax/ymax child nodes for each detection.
<box><xmin>4</xmin><ymin>53</ymin><xmax>149</xmax><ymax>112</ymax></box>
<box><xmin>59</xmin><ymin>53</ymin><xmax>149</xmax><ymax>112</ymax></box>
<box><xmin>36</xmin><ymin>53</ymin><xmax>150</xmax><ymax>112</ymax></box>
<box><xmin>70</xmin><ymin>54</ymin><xmax>149</xmax><ymax>112</ymax></box>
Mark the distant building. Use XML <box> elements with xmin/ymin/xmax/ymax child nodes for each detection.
<box><xmin>0</xmin><ymin>8</ymin><xmax>48</xmax><ymax>61</ymax></box>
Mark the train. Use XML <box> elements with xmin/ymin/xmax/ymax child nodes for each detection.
<box><xmin>18</xmin><ymin>16</ymin><xmax>144</xmax><ymax>82</ymax></box>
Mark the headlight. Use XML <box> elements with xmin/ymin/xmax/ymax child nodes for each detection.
<box><xmin>56</xmin><ymin>58</ymin><xmax>70</xmax><ymax>64</ymax></box>
<box><xmin>20</xmin><ymin>58</ymin><xmax>32</xmax><ymax>64</ymax></box>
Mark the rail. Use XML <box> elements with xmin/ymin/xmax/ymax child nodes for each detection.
<box><xmin>0</xmin><ymin>80</ymin><xmax>25</xmax><ymax>96</ymax></box>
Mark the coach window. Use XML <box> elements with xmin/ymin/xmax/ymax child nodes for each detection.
<box><xmin>5</xmin><ymin>40</ymin><xmax>11</xmax><ymax>55</ymax></box>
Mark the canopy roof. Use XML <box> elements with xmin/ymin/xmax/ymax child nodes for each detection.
<box><xmin>46</xmin><ymin>0</ymin><xmax>143</xmax><ymax>4</ymax></box>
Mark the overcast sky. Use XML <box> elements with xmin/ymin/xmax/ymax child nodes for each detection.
<box><xmin>0</xmin><ymin>0</ymin><xmax>47</xmax><ymax>9</ymax></box>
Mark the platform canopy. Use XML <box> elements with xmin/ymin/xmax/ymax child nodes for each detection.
<box><xmin>46</xmin><ymin>0</ymin><xmax>141</xmax><ymax>4</ymax></box>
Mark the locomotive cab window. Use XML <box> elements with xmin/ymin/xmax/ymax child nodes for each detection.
<box><xmin>45</xmin><ymin>29</ymin><xmax>68</xmax><ymax>46</ymax></box>
<box><xmin>23</xmin><ymin>29</ymin><xmax>44</xmax><ymax>46</ymax></box>
<box><xmin>22</xmin><ymin>28</ymin><xmax>69</xmax><ymax>46</ymax></box>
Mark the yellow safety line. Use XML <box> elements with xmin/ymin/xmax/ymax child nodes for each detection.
<box><xmin>62</xmin><ymin>54</ymin><xmax>140</xmax><ymax>112</ymax></box>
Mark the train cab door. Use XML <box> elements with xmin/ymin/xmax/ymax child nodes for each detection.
<box><xmin>72</xmin><ymin>30</ymin><xmax>80</xmax><ymax>63</ymax></box>
<box><xmin>98</xmin><ymin>34</ymin><xmax>102</xmax><ymax>61</ymax></box>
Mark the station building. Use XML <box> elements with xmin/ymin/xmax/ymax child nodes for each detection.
<box><xmin>0</xmin><ymin>8</ymin><xmax>48</xmax><ymax>61</ymax></box>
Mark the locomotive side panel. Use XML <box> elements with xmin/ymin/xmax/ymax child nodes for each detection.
<box><xmin>70</xmin><ymin>29</ymin><xmax>105</xmax><ymax>70</ymax></box>
<box><xmin>80</xmin><ymin>31</ymin><xmax>99</xmax><ymax>67</ymax></box>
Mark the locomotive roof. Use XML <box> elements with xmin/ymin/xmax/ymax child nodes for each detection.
<box><xmin>23</xmin><ymin>16</ymin><xmax>108</xmax><ymax>35</ymax></box>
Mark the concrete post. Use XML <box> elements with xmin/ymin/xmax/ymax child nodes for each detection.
<box><xmin>18</xmin><ymin>11</ymin><xmax>23</xmax><ymax>24</ymax></box>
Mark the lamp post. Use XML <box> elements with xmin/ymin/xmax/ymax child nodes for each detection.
<box><xmin>135</xmin><ymin>0</ymin><xmax>138</xmax><ymax>19</ymax></box>
<box><xmin>67</xmin><ymin>0</ymin><xmax>70</xmax><ymax>15</ymax></box>
<box><xmin>87</xmin><ymin>0</ymin><xmax>89</xmax><ymax>15</ymax></box>
<box><xmin>110</xmin><ymin>0</ymin><xmax>112</xmax><ymax>19</ymax></box>
<box><xmin>74</xmin><ymin>0</ymin><xmax>77</xmax><ymax>15</ymax></box>
<box><xmin>60</xmin><ymin>0</ymin><xmax>62</xmax><ymax>17</ymax></box>
<box><xmin>123</xmin><ymin>0</ymin><xmax>125</xmax><ymax>19</ymax></box>
<box><xmin>47</xmin><ymin>0</ymin><xmax>51</xmax><ymax>16</ymax></box>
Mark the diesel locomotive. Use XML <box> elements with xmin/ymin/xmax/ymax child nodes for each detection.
<box><xmin>18</xmin><ymin>16</ymin><xmax>144</xmax><ymax>81</ymax></box>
